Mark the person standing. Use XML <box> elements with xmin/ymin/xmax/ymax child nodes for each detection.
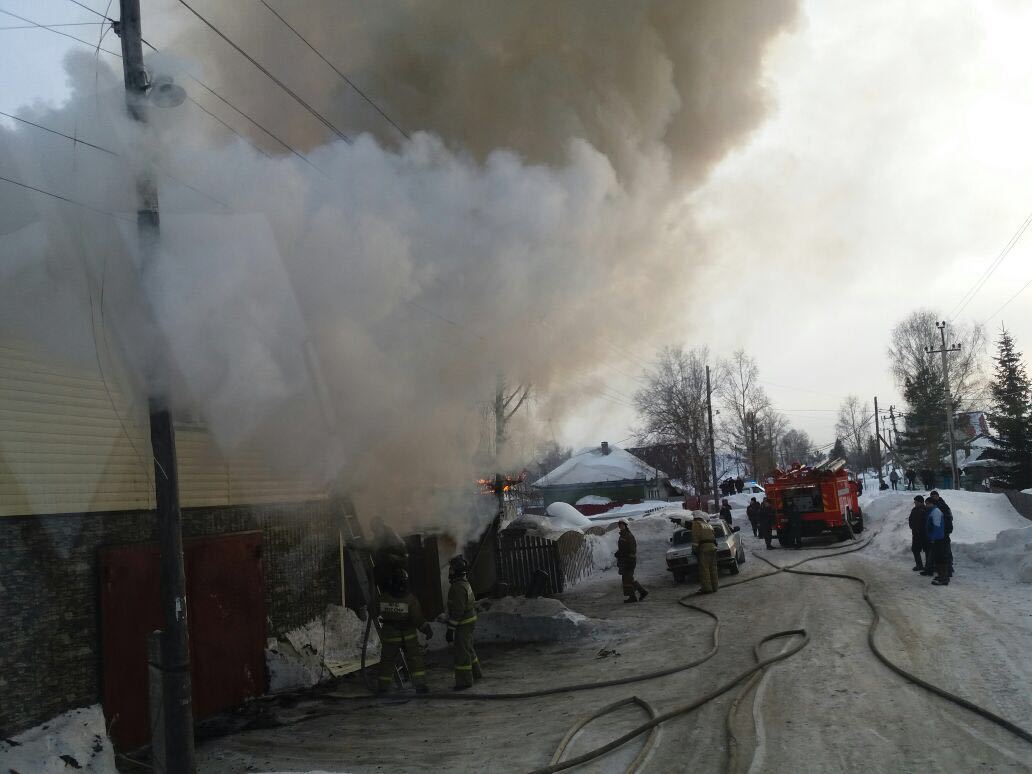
<box><xmin>757</xmin><ymin>498</ymin><xmax>776</xmax><ymax>549</ymax></box>
<box><xmin>786</xmin><ymin>499</ymin><xmax>803</xmax><ymax>549</ymax></box>
<box><xmin>446</xmin><ymin>556</ymin><xmax>482</xmax><ymax>690</ymax></box>
<box><xmin>889</xmin><ymin>469</ymin><xmax>900</xmax><ymax>491</ymax></box>
<box><xmin>375</xmin><ymin>569</ymin><xmax>432</xmax><ymax>694</ymax></box>
<box><xmin>909</xmin><ymin>496</ymin><xmax>929</xmax><ymax>572</ymax></box>
<box><xmin>691</xmin><ymin>512</ymin><xmax>719</xmax><ymax>594</ymax></box>
<box><xmin>905</xmin><ymin>468</ymin><xmax>917</xmax><ymax>491</ymax></box>
<box><xmin>927</xmin><ymin>491</ymin><xmax>954</xmax><ymax>577</ymax></box>
<box><xmin>719</xmin><ymin>499</ymin><xmax>733</xmax><ymax>528</ymax></box>
<box><xmin>735</xmin><ymin>476</ymin><xmax>745</xmax><ymax>494</ymax></box>
<box><xmin>615</xmin><ymin>520</ymin><xmax>648</xmax><ymax>603</ymax></box>
<box><xmin>925</xmin><ymin>500</ymin><xmax>949</xmax><ymax>586</ymax></box>
<box><xmin>369</xmin><ymin>517</ymin><xmax>409</xmax><ymax>592</ymax></box>
<box><xmin>746</xmin><ymin>497</ymin><xmax>760</xmax><ymax>537</ymax></box>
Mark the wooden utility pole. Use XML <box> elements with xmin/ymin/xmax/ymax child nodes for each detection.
<box><xmin>927</xmin><ymin>322</ymin><xmax>961</xmax><ymax>489</ymax></box>
<box><xmin>116</xmin><ymin>2</ymin><xmax>195</xmax><ymax>771</ymax></box>
<box><xmin>873</xmin><ymin>396</ymin><xmax>885</xmax><ymax>487</ymax></box>
<box><xmin>706</xmin><ymin>365</ymin><xmax>719</xmax><ymax>513</ymax></box>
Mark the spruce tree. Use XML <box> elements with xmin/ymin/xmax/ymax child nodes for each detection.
<box><xmin>896</xmin><ymin>362</ymin><xmax>949</xmax><ymax>478</ymax></box>
<box><xmin>830</xmin><ymin>437</ymin><xmax>848</xmax><ymax>463</ymax></box>
<box><xmin>985</xmin><ymin>327</ymin><xmax>1032</xmax><ymax>489</ymax></box>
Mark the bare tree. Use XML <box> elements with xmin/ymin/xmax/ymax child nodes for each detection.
<box><xmin>781</xmin><ymin>428</ymin><xmax>819</xmax><ymax>466</ymax></box>
<box><xmin>887</xmin><ymin>310</ymin><xmax>987</xmax><ymax>409</ymax></box>
<box><xmin>835</xmin><ymin>395</ymin><xmax>873</xmax><ymax>469</ymax></box>
<box><xmin>634</xmin><ymin>346</ymin><xmax>716</xmax><ymax>498</ymax></box>
<box><xmin>718</xmin><ymin>350</ymin><xmax>771</xmax><ymax>477</ymax></box>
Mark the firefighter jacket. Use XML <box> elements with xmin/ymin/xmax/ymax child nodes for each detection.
<box><xmin>691</xmin><ymin>518</ymin><xmax>716</xmax><ymax>549</ymax></box>
<box><xmin>615</xmin><ymin>530</ymin><xmax>637</xmax><ymax>572</ymax></box>
<box><xmin>447</xmin><ymin>577</ymin><xmax>477</xmax><ymax>630</ymax></box>
<box><xmin>375</xmin><ymin>590</ymin><xmax>426</xmax><ymax>635</ymax></box>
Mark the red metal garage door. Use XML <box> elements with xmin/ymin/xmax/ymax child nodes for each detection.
<box><xmin>100</xmin><ymin>531</ymin><xmax>266</xmax><ymax>751</ymax></box>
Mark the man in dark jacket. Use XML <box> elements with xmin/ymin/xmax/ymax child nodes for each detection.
<box><xmin>928</xmin><ymin>491</ymin><xmax>954</xmax><ymax>577</ymax></box>
<box><xmin>719</xmin><ymin>499</ymin><xmax>733</xmax><ymax>528</ymax></box>
<box><xmin>905</xmin><ymin>468</ymin><xmax>917</xmax><ymax>491</ymax></box>
<box><xmin>615</xmin><ymin>520</ymin><xmax>648</xmax><ymax>603</ymax></box>
<box><xmin>925</xmin><ymin>501</ymin><xmax>949</xmax><ymax>585</ymax></box>
<box><xmin>908</xmin><ymin>495</ymin><xmax>929</xmax><ymax>571</ymax></box>
<box><xmin>746</xmin><ymin>497</ymin><xmax>760</xmax><ymax>537</ymax></box>
<box><xmin>757</xmin><ymin>499</ymin><xmax>776</xmax><ymax>549</ymax></box>
<box><xmin>735</xmin><ymin>477</ymin><xmax>745</xmax><ymax>494</ymax></box>
<box><xmin>785</xmin><ymin>499</ymin><xmax>803</xmax><ymax>549</ymax></box>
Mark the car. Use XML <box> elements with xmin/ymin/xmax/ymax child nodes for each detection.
<box><xmin>665</xmin><ymin>519</ymin><xmax>745</xmax><ymax>582</ymax></box>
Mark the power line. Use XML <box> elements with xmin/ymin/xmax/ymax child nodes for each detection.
<box><xmin>258</xmin><ymin>0</ymin><xmax>409</xmax><ymax>140</ymax></box>
<box><xmin>176</xmin><ymin>0</ymin><xmax>351</xmax><ymax>144</ymax></box>
<box><xmin>949</xmin><ymin>208</ymin><xmax>1032</xmax><ymax>321</ymax></box>
<box><xmin>0</xmin><ymin>172</ymin><xmax>133</xmax><ymax>221</ymax></box>
<box><xmin>183</xmin><ymin>94</ymin><xmax>272</xmax><ymax>159</ymax></box>
<box><xmin>0</xmin><ymin>21</ymin><xmax>103</xmax><ymax>30</ymax></box>
<box><xmin>64</xmin><ymin>0</ymin><xmax>111</xmax><ymax>19</ymax></box>
<box><xmin>0</xmin><ymin>7</ymin><xmax>121</xmax><ymax>56</ymax></box>
<box><xmin>983</xmin><ymin>275</ymin><xmax>1032</xmax><ymax>326</ymax></box>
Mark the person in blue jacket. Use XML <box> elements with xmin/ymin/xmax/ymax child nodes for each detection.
<box><xmin>925</xmin><ymin>502</ymin><xmax>949</xmax><ymax>586</ymax></box>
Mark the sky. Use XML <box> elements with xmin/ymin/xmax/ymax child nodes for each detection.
<box><xmin>3</xmin><ymin>0</ymin><xmax>1032</xmax><ymax>459</ymax></box>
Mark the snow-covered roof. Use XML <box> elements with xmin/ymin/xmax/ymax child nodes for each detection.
<box><xmin>533</xmin><ymin>444</ymin><xmax>669</xmax><ymax>488</ymax></box>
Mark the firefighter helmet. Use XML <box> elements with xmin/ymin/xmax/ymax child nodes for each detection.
<box><xmin>448</xmin><ymin>555</ymin><xmax>469</xmax><ymax>580</ymax></box>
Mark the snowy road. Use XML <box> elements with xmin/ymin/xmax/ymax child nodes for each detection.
<box><xmin>194</xmin><ymin>492</ymin><xmax>1032</xmax><ymax>773</ymax></box>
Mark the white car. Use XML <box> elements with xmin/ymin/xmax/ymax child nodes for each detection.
<box><xmin>665</xmin><ymin>519</ymin><xmax>745</xmax><ymax>582</ymax></box>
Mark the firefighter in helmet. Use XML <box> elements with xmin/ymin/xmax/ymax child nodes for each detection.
<box><xmin>446</xmin><ymin>556</ymin><xmax>481</xmax><ymax>690</ymax></box>
<box><xmin>374</xmin><ymin>568</ymin><xmax>431</xmax><ymax>694</ymax></box>
<box><xmin>691</xmin><ymin>512</ymin><xmax>719</xmax><ymax>593</ymax></box>
<box><xmin>369</xmin><ymin>517</ymin><xmax>409</xmax><ymax>592</ymax></box>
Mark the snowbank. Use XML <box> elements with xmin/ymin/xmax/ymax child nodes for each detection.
<box><xmin>589</xmin><ymin>500</ymin><xmax>680</xmax><ymax>522</ymax></box>
<box><xmin>267</xmin><ymin>605</ymin><xmax>380</xmax><ymax>692</ymax></box>
<box><xmin>954</xmin><ymin>526</ymin><xmax>1032</xmax><ymax>584</ymax></box>
<box><xmin>544</xmin><ymin>501</ymin><xmax>593</xmax><ymax>529</ymax></box>
<box><xmin>0</xmin><ymin>705</ymin><xmax>116</xmax><ymax>774</ymax></box>
<box><xmin>586</xmin><ymin>529</ymin><xmax>620</xmax><ymax>570</ymax></box>
<box><xmin>475</xmin><ymin>596</ymin><xmax>592</xmax><ymax>642</ymax></box>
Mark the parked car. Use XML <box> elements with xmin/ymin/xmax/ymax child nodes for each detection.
<box><xmin>665</xmin><ymin>519</ymin><xmax>745</xmax><ymax>582</ymax></box>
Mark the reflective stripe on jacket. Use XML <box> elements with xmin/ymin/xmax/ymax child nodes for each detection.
<box><xmin>447</xmin><ymin>578</ymin><xmax>477</xmax><ymax>627</ymax></box>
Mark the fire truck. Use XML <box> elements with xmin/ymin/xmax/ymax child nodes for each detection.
<box><xmin>765</xmin><ymin>458</ymin><xmax>863</xmax><ymax>545</ymax></box>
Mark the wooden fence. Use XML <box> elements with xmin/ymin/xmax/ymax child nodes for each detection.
<box><xmin>496</xmin><ymin>530</ymin><xmax>602</xmax><ymax>596</ymax></box>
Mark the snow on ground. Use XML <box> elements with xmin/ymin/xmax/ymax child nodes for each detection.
<box><xmin>0</xmin><ymin>705</ymin><xmax>116</xmax><ymax>774</ymax></box>
<box><xmin>475</xmin><ymin>596</ymin><xmax>593</xmax><ymax>642</ymax></box>
<box><xmin>587</xmin><ymin>499</ymin><xmax>681</xmax><ymax>522</ymax></box>
<box><xmin>543</xmin><ymin>501</ymin><xmax>593</xmax><ymax>529</ymax></box>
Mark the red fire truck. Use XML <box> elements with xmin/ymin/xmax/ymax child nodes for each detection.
<box><xmin>766</xmin><ymin>458</ymin><xmax>863</xmax><ymax>545</ymax></box>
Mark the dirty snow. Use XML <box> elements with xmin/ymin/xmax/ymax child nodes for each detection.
<box><xmin>0</xmin><ymin>705</ymin><xmax>116</xmax><ymax>774</ymax></box>
<box><xmin>475</xmin><ymin>596</ymin><xmax>593</xmax><ymax>642</ymax></box>
<box><xmin>267</xmin><ymin>605</ymin><xmax>379</xmax><ymax>692</ymax></box>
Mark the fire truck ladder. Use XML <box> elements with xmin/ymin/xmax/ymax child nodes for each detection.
<box><xmin>337</xmin><ymin>504</ymin><xmax>411</xmax><ymax>689</ymax></box>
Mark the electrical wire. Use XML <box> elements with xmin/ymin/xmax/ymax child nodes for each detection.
<box><xmin>258</xmin><ymin>0</ymin><xmax>409</xmax><ymax>140</ymax></box>
<box><xmin>981</xmin><ymin>275</ymin><xmax>1032</xmax><ymax>326</ymax></box>
<box><xmin>0</xmin><ymin>172</ymin><xmax>133</xmax><ymax>221</ymax></box>
<box><xmin>949</xmin><ymin>209</ymin><xmax>1032</xmax><ymax>321</ymax></box>
<box><xmin>65</xmin><ymin>0</ymin><xmax>112</xmax><ymax>20</ymax></box>
<box><xmin>0</xmin><ymin>20</ymin><xmax>103</xmax><ymax>30</ymax></box>
<box><xmin>0</xmin><ymin>7</ymin><xmax>122</xmax><ymax>56</ymax></box>
<box><xmin>176</xmin><ymin>0</ymin><xmax>351</xmax><ymax>144</ymax></box>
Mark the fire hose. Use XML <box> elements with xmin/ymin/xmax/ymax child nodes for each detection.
<box><xmin>242</xmin><ymin>532</ymin><xmax>1032</xmax><ymax>773</ymax></box>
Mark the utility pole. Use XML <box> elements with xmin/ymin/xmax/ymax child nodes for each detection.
<box><xmin>873</xmin><ymin>396</ymin><xmax>885</xmax><ymax>487</ymax></box>
<box><xmin>888</xmin><ymin>405</ymin><xmax>902</xmax><ymax>462</ymax></box>
<box><xmin>116</xmin><ymin>2</ymin><xmax>195</xmax><ymax>771</ymax></box>
<box><xmin>705</xmin><ymin>365</ymin><xmax>719</xmax><ymax>513</ymax></box>
<box><xmin>927</xmin><ymin>321</ymin><xmax>961</xmax><ymax>489</ymax></box>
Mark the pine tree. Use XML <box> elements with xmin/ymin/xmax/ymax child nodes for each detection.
<box><xmin>896</xmin><ymin>362</ymin><xmax>949</xmax><ymax>478</ymax></box>
<box><xmin>830</xmin><ymin>437</ymin><xmax>848</xmax><ymax>462</ymax></box>
<box><xmin>985</xmin><ymin>327</ymin><xmax>1032</xmax><ymax>489</ymax></box>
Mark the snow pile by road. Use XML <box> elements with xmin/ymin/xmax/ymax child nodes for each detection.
<box><xmin>863</xmin><ymin>491</ymin><xmax>1032</xmax><ymax>582</ymax></box>
<box><xmin>475</xmin><ymin>596</ymin><xmax>592</xmax><ymax>642</ymax></box>
<box><xmin>0</xmin><ymin>705</ymin><xmax>116</xmax><ymax>774</ymax></box>
<box><xmin>544</xmin><ymin>501</ymin><xmax>593</xmax><ymax>529</ymax></box>
<box><xmin>267</xmin><ymin>605</ymin><xmax>379</xmax><ymax>692</ymax></box>
<box><xmin>576</xmin><ymin>495</ymin><xmax>612</xmax><ymax>506</ymax></box>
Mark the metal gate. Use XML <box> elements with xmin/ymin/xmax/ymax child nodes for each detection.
<box><xmin>100</xmin><ymin>531</ymin><xmax>266</xmax><ymax>752</ymax></box>
<box><xmin>495</xmin><ymin>533</ymin><xmax>564</xmax><ymax>596</ymax></box>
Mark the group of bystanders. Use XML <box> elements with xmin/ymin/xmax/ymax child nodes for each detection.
<box><xmin>907</xmin><ymin>491</ymin><xmax>954</xmax><ymax>586</ymax></box>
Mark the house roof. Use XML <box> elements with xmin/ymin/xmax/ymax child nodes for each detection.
<box><xmin>533</xmin><ymin>444</ymin><xmax>669</xmax><ymax>489</ymax></box>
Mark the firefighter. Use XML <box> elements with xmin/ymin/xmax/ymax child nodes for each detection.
<box><xmin>746</xmin><ymin>497</ymin><xmax>760</xmax><ymax>537</ymax></box>
<box><xmin>374</xmin><ymin>568</ymin><xmax>431</xmax><ymax>694</ymax></box>
<box><xmin>786</xmin><ymin>499</ymin><xmax>803</xmax><ymax>549</ymax></box>
<box><xmin>370</xmin><ymin>517</ymin><xmax>409</xmax><ymax>591</ymax></box>
<box><xmin>691</xmin><ymin>512</ymin><xmax>718</xmax><ymax>593</ymax></box>
<box><xmin>757</xmin><ymin>498</ymin><xmax>776</xmax><ymax>549</ymax></box>
<box><xmin>615</xmin><ymin>520</ymin><xmax>648</xmax><ymax>603</ymax></box>
<box><xmin>446</xmin><ymin>556</ymin><xmax>482</xmax><ymax>690</ymax></box>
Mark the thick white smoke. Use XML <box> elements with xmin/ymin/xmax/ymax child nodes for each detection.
<box><xmin>0</xmin><ymin>2</ymin><xmax>796</xmax><ymax>533</ymax></box>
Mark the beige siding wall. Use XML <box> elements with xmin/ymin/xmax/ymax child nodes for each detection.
<box><xmin>0</xmin><ymin>339</ymin><xmax>325</xmax><ymax>516</ymax></box>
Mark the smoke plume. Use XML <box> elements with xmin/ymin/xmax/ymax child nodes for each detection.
<box><xmin>0</xmin><ymin>1</ymin><xmax>796</xmax><ymax>535</ymax></box>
